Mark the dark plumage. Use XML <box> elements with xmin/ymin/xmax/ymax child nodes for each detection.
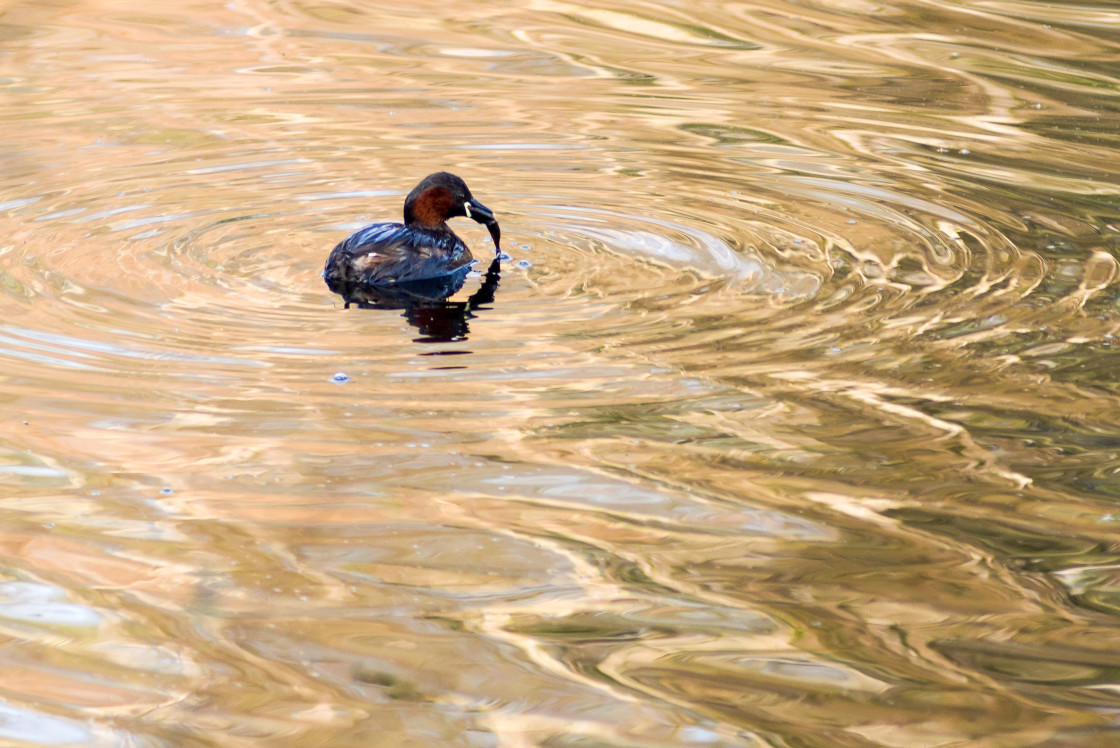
<box><xmin>323</xmin><ymin>172</ymin><xmax>500</xmax><ymax>287</ymax></box>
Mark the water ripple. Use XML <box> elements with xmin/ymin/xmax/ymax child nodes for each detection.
<box><xmin>1</xmin><ymin>0</ymin><xmax>1120</xmax><ymax>745</ymax></box>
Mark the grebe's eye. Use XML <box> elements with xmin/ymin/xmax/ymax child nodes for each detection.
<box><xmin>464</xmin><ymin>202</ymin><xmax>473</xmax><ymax>219</ymax></box>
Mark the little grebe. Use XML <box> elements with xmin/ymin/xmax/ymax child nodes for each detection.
<box><xmin>323</xmin><ymin>172</ymin><xmax>500</xmax><ymax>287</ymax></box>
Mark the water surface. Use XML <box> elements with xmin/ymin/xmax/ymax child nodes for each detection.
<box><xmin>1</xmin><ymin>0</ymin><xmax>1119</xmax><ymax>746</ymax></box>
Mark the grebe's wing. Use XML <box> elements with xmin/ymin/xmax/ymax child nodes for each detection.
<box><xmin>324</xmin><ymin>224</ymin><xmax>473</xmax><ymax>286</ymax></box>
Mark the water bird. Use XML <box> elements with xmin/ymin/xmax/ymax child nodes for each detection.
<box><xmin>323</xmin><ymin>172</ymin><xmax>501</xmax><ymax>288</ymax></box>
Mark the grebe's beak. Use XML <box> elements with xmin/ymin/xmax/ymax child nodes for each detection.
<box><xmin>463</xmin><ymin>200</ymin><xmax>494</xmax><ymax>223</ymax></box>
<box><xmin>464</xmin><ymin>200</ymin><xmax>500</xmax><ymax>253</ymax></box>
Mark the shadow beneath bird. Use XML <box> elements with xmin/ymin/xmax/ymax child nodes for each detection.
<box><xmin>326</xmin><ymin>257</ymin><xmax>502</xmax><ymax>343</ymax></box>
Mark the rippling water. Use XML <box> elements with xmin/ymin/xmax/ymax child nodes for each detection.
<box><xmin>2</xmin><ymin>0</ymin><xmax>1119</xmax><ymax>745</ymax></box>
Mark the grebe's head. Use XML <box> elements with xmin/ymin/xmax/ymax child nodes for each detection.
<box><xmin>404</xmin><ymin>172</ymin><xmax>500</xmax><ymax>251</ymax></box>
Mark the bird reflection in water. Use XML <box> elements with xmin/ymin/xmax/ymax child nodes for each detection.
<box><xmin>325</xmin><ymin>256</ymin><xmax>501</xmax><ymax>343</ymax></box>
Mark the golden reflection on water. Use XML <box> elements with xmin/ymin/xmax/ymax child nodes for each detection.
<box><xmin>1</xmin><ymin>0</ymin><xmax>1120</xmax><ymax>745</ymax></box>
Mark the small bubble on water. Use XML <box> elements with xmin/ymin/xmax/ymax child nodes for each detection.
<box><xmin>1034</xmin><ymin>103</ymin><xmax>1042</xmax><ymax>109</ymax></box>
<box><xmin>516</xmin><ymin>260</ymin><xmax>532</xmax><ymax>268</ymax></box>
<box><xmin>331</xmin><ymin>372</ymin><xmax>350</xmax><ymax>384</ymax></box>
<box><xmin>161</xmin><ymin>487</ymin><xmax>173</xmax><ymax>495</ymax></box>
<box><xmin>498</xmin><ymin>252</ymin><xmax>512</xmax><ymax>261</ymax></box>
<box><xmin>950</xmin><ymin>52</ymin><xmax>959</xmax><ymax>58</ymax></box>
<box><xmin>847</xmin><ymin>220</ymin><xmax>857</xmax><ymax>225</ymax></box>
<box><xmin>92</xmin><ymin>490</ymin><xmax>101</xmax><ymax>496</ymax></box>
<box><xmin>960</xmin><ymin>148</ymin><xmax>971</xmax><ymax>155</ymax></box>
<box><xmin>520</xmin><ymin>244</ymin><xmax>530</xmax><ymax>250</ymax></box>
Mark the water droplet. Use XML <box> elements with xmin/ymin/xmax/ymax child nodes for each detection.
<box><xmin>960</xmin><ymin>148</ymin><xmax>971</xmax><ymax>155</ymax></box>
<box><xmin>516</xmin><ymin>260</ymin><xmax>531</xmax><ymax>268</ymax></box>
<box><xmin>847</xmin><ymin>220</ymin><xmax>857</xmax><ymax>225</ymax></box>
<box><xmin>950</xmin><ymin>52</ymin><xmax>959</xmax><ymax>58</ymax></box>
<box><xmin>331</xmin><ymin>372</ymin><xmax>350</xmax><ymax>384</ymax></box>
<box><xmin>160</xmin><ymin>487</ymin><xmax>173</xmax><ymax>495</ymax></box>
